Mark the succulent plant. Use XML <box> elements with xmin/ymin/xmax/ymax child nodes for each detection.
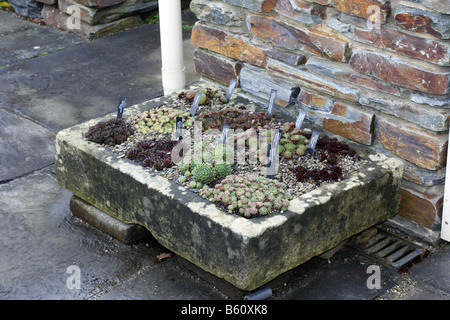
<box><xmin>85</xmin><ymin>118</ymin><xmax>134</xmax><ymax>146</ymax></box>
<box><xmin>177</xmin><ymin>140</ymin><xmax>234</xmax><ymax>180</ymax></box>
<box><xmin>282</xmin><ymin>150</ymin><xmax>293</xmax><ymax>159</ymax></box>
<box><xmin>199</xmin><ymin>174</ymin><xmax>291</xmax><ymax>218</ymax></box>
<box><xmin>213</xmin><ymin>144</ymin><xmax>234</xmax><ymax>164</ymax></box>
<box><xmin>275</xmin><ymin>122</ymin><xmax>310</xmax><ymax>160</ymax></box>
<box><xmin>196</xmin><ymin>109</ymin><xmax>274</xmax><ymax>131</ymax></box>
<box><xmin>232</xmin><ymin>122</ymin><xmax>310</xmax><ymax>163</ymax></box>
<box><xmin>290</xmin><ymin>132</ymin><xmax>359</xmax><ymax>183</ymax></box>
<box><xmin>296</xmin><ymin>147</ymin><xmax>306</xmax><ymax>156</ymax></box>
<box><xmin>192</xmin><ymin>163</ymin><xmax>215</xmax><ymax>185</ymax></box>
<box><xmin>180</xmin><ymin>161</ymin><xmax>190</xmax><ymax>174</ymax></box>
<box><xmin>177</xmin><ymin>148</ymin><xmax>200</xmax><ymax>180</ymax></box>
<box><xmin>284</xmin><ymin>142</ymin><xmax>296</xmax><ymax>152</ymax></box>
<box><xmin>126</xmin><ymin>138</ymin><xmax>179</xmax><ymax>171</ymax></box>
<box><xmin>178</xmin><ymin>87</ymin><xmax>228</xmax><ymax>105</ymax></box>
<box><xmin>130</xmin><ymin>106</ymin><xmax>193</xmax><ymax>134</ymax></box>
<box><xmin>292</xmin><ymin>164</ymin><xmax>343</xmax><ymax>183</ymax></box>
<box><xmin>316</xmin><ymin>135</ymin><xmax>358</xmax><ymax>159</ymax></box>
<box><xmin>189</xmin><ymin>180</ymin><xmax>198</xmax><ymax>188</ymax></box>
<box><xmin>214</xmin><ymin>162</ymin><xmax>232</xmax><ymax>178</ymax></box>
<box><xmin>177</xmin><ymin>150</ymin><xmax>233</xmax><ymax>188</ymax></box>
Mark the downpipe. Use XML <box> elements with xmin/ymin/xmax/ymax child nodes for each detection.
<box><xmin>158</xmin><ymin>0</ymin><xmax>186</xmax><ymax>95</ymax></box>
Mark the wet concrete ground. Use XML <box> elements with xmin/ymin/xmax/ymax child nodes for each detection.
<box><xmin>0</xmin><ymin>164</ymin><xmax>400</xmax><ymax>300</ymax></box>
<box><xmin>1</xmin><ymin>9</ymin><xmax>450</xmax><ymax>303</ymax></box>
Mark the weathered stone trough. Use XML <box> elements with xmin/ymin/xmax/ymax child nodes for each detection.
<box><xmin>55</xmin><ymin>94</ymin><xmax>404</xmax><ymax>291</ymax></box>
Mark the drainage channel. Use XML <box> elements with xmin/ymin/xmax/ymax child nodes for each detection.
<box><xmin>346</xmin><ymin>229</ymin><xmax>427</xmax><ymax>271</ymax></box>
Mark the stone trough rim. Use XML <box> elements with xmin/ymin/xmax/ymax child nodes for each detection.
<box><xmin>55</xmin><ymin>94</ymin><xmax>404</xmax><ymax>239</ymax></box>
<box><xmin>54</xmin><ymin>91</ymin><xmax>404</xmax><ymax>290</ymax></box>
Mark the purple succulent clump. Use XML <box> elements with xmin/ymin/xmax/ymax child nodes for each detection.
<box><xmin>292</xmin><ymin>164</ymin><xmax>344</xmax><ymax>183</ymax></box>
<box><xmin>292</xmin><ymin>132</ymin><xmax>359</xmax><ymax>183</ymax></box>
<box><xmin>195</xmin><ymin>109</ymin><xmax>274</xmax><ymax>131</ymax></box>
<box><xmin>85</xmin><ymin>118</ymin><xmax>134</xmax><ymax>146</ymax></box>
<box><xmin>126</xmin><ymin>138</ymin><xmax>179</xmax><ymax>171</ymax></box>
<box><xmin>316</xmin><ymin>136</ymin><xmax>359</xmax><ymax>160</ymax></box>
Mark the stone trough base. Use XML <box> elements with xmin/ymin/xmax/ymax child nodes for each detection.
<box><xmin>70</xmin><ymin>195</ymin><xmax>151</xmax><ymax>244</ymax></box>
<box><xmin>55</xmin><ymin>94</ymin><xmax>404</xmax><ymax>291</ymax></box>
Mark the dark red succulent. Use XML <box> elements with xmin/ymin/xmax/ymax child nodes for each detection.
<box><xmin>292</xmin><ymin>163</ymin><xmax>343</xmax><ymax>183</ymax></box>
<box><xmin>126</xmin><ymin>138</ymin><xmax>179</xmax><ymax>171</ymax></box>
<box><xmin>85</xmin><ymin>118</ymin><xmax>134</xmax><ymax>146</ymax></box>
<box><xmin>195</xmin><ymin>109</ymin><xmax>274</xmax><ymax>131</ymax></box>
<box><xmin>316</xmin><ymin>135</ymin><xmax>358</xmax><ymax>160</ymax></box>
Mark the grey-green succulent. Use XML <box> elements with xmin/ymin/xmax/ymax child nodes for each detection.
<box><xmin>199</xmin><ymin>173</ymin><xmax>292</xmax><ymax>218</ymax></box>
<box><xmin>130</xmin><ymin>106</ymin><xmax>193</xmax><ymax>134</ymax></box>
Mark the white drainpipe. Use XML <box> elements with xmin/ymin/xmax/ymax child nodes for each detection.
<box><xmin>441</xmin><ymin>130</ymin><xmax>450</xmax><ymax>241</ymax></box>
<box><xmin>158</xmin><ymin>0</ymin><xmax>186</xmax><ymax>95</ymax></box>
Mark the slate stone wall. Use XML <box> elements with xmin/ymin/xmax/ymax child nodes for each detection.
<box><xmin>38</xmin><ymin>0</ymin><xmax>191</xmax><ymax>38</ymax></box>
<box><xmin>189</xmin><ymin>0</ymin><xmax>450</xmax><ymax>238</ymax></box>
<box><xmin>38</xmin><ymin>0</ymin><xmax>157</xmax><ymax>38</ymax></box>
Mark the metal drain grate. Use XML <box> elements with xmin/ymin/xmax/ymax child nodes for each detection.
<box><xmin>347</xmin><ymin>230</ymin><xmax>426</xmax><ymax>270</ymax></box>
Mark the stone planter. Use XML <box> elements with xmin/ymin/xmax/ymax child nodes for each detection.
<box><xmin>55</xmin><ymin>94</ymin><xmax>403</xmax><ymax>290</ymax></box>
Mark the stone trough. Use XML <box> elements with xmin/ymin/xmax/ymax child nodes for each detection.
<box><xmin>55</xmin><ymin>93</ymin><xmax>404</xmax><ymax>291</ymax></box>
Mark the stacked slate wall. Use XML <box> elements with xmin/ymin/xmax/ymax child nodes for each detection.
<box><xmin>38</xmin><ymin>0</ymin><xmax>192</xmax><ymax>38</ymax></box>
<box><xmin>189</xmin><ymin>0</ymin><xmax>450</xmax><ymax>243</ymax></box>
<box><xmin>39</xmin><ymin>0</ymin><xmax>157</xmax><ymax>38</ymax></box>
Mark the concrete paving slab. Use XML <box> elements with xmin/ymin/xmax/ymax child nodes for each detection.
<box><xmin>0</xmin><ymin>17</ymin><xmax>199</xmax><ymax>133</ymax></box>
<box><xmin>407</xmin><ymin>243</ymin><xmax>450</xmax><ymax>296</ymax></box>
<box><xmin>96</xmin><ymin>255</ymin><xmax>228</xmax><ymax>300</ymax></box>
<box><xmin>0</xmin><ymin>107</ymin><xmax>55</xmax><ymax>182</ymax></box>
<box><xmin>0</xmin><ymin>11</ymin><xmax>86</xmax><ymax>67</ymax></box>
<box><xmin>0</xmin><ymin>26</ymin><xmax>85</xmax><ymax>66</ymax></box>
<box><xmin>0</xmin><ymin>165</ymin><xmax>226</xmax><ymax>299</ymax></box>
<box><xmin>379</xmin><ymin>277</ymin><xmax>450</xmax><ymax>300</ymax></box>
<box><xmin>0</xmin><ymin>11</ymin><xmax>31</xmax><ymax>35</ymax></box>
<box><xmin>0</xmin><ymin>166</ymin><xmax>126</xmax><ymax>299</ymax></box>
<box><xmin>279</xmin><ymin>247</ymin><xmax>400</xmax><ymax>300</ymax></box>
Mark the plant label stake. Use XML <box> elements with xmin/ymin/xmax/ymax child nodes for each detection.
<box><xmin>306</xmin><ymin>130</ymin><xmax>320</xmax><ymax>158</ymax></box>
<box><xmin>190</xmin><ymin>91</ymin><xmax>202</xmax><ymax>117</ymax></box>
<box><xmin>286</xmin><ymin>87</ymin><xmax>300</xmax><ymax>107</ymax></box>
<box><xmin>266</xmin><ymin>129</ymin><xmax>282</xmax><ymax>179</ymax></box>
<box><xmin>295</xmin><ymin>109</ymin><xmax>307</xmax><ymax>129</ymax></box>
<box><xmin>225</xmin><ymin>79</ymin><xmax>237</xmax><ymax>102</ymax></box>
<box><xmin>176</xmin><ymin>117</ymin><xmax>183</xmax><ymax>141</ymax></box>
<box><xmin>117</xmin><ymin>97</ymin><xmax>126</xmax><ymax>119</ymax></box>
<box><xmin>221</xmin><ymin>124</ymin><xmax>230</xmax><ymax>145</ymax></box>
<box><xmin>267</xmin><ymin>89</ymin><xmax>277</xmax><ymax>117</ymax></box>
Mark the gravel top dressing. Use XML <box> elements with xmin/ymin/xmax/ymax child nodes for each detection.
<box><xmin>85</xmin><ymin>84</ymin><xmax>370</xmax><ymax>219</ymax></box>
